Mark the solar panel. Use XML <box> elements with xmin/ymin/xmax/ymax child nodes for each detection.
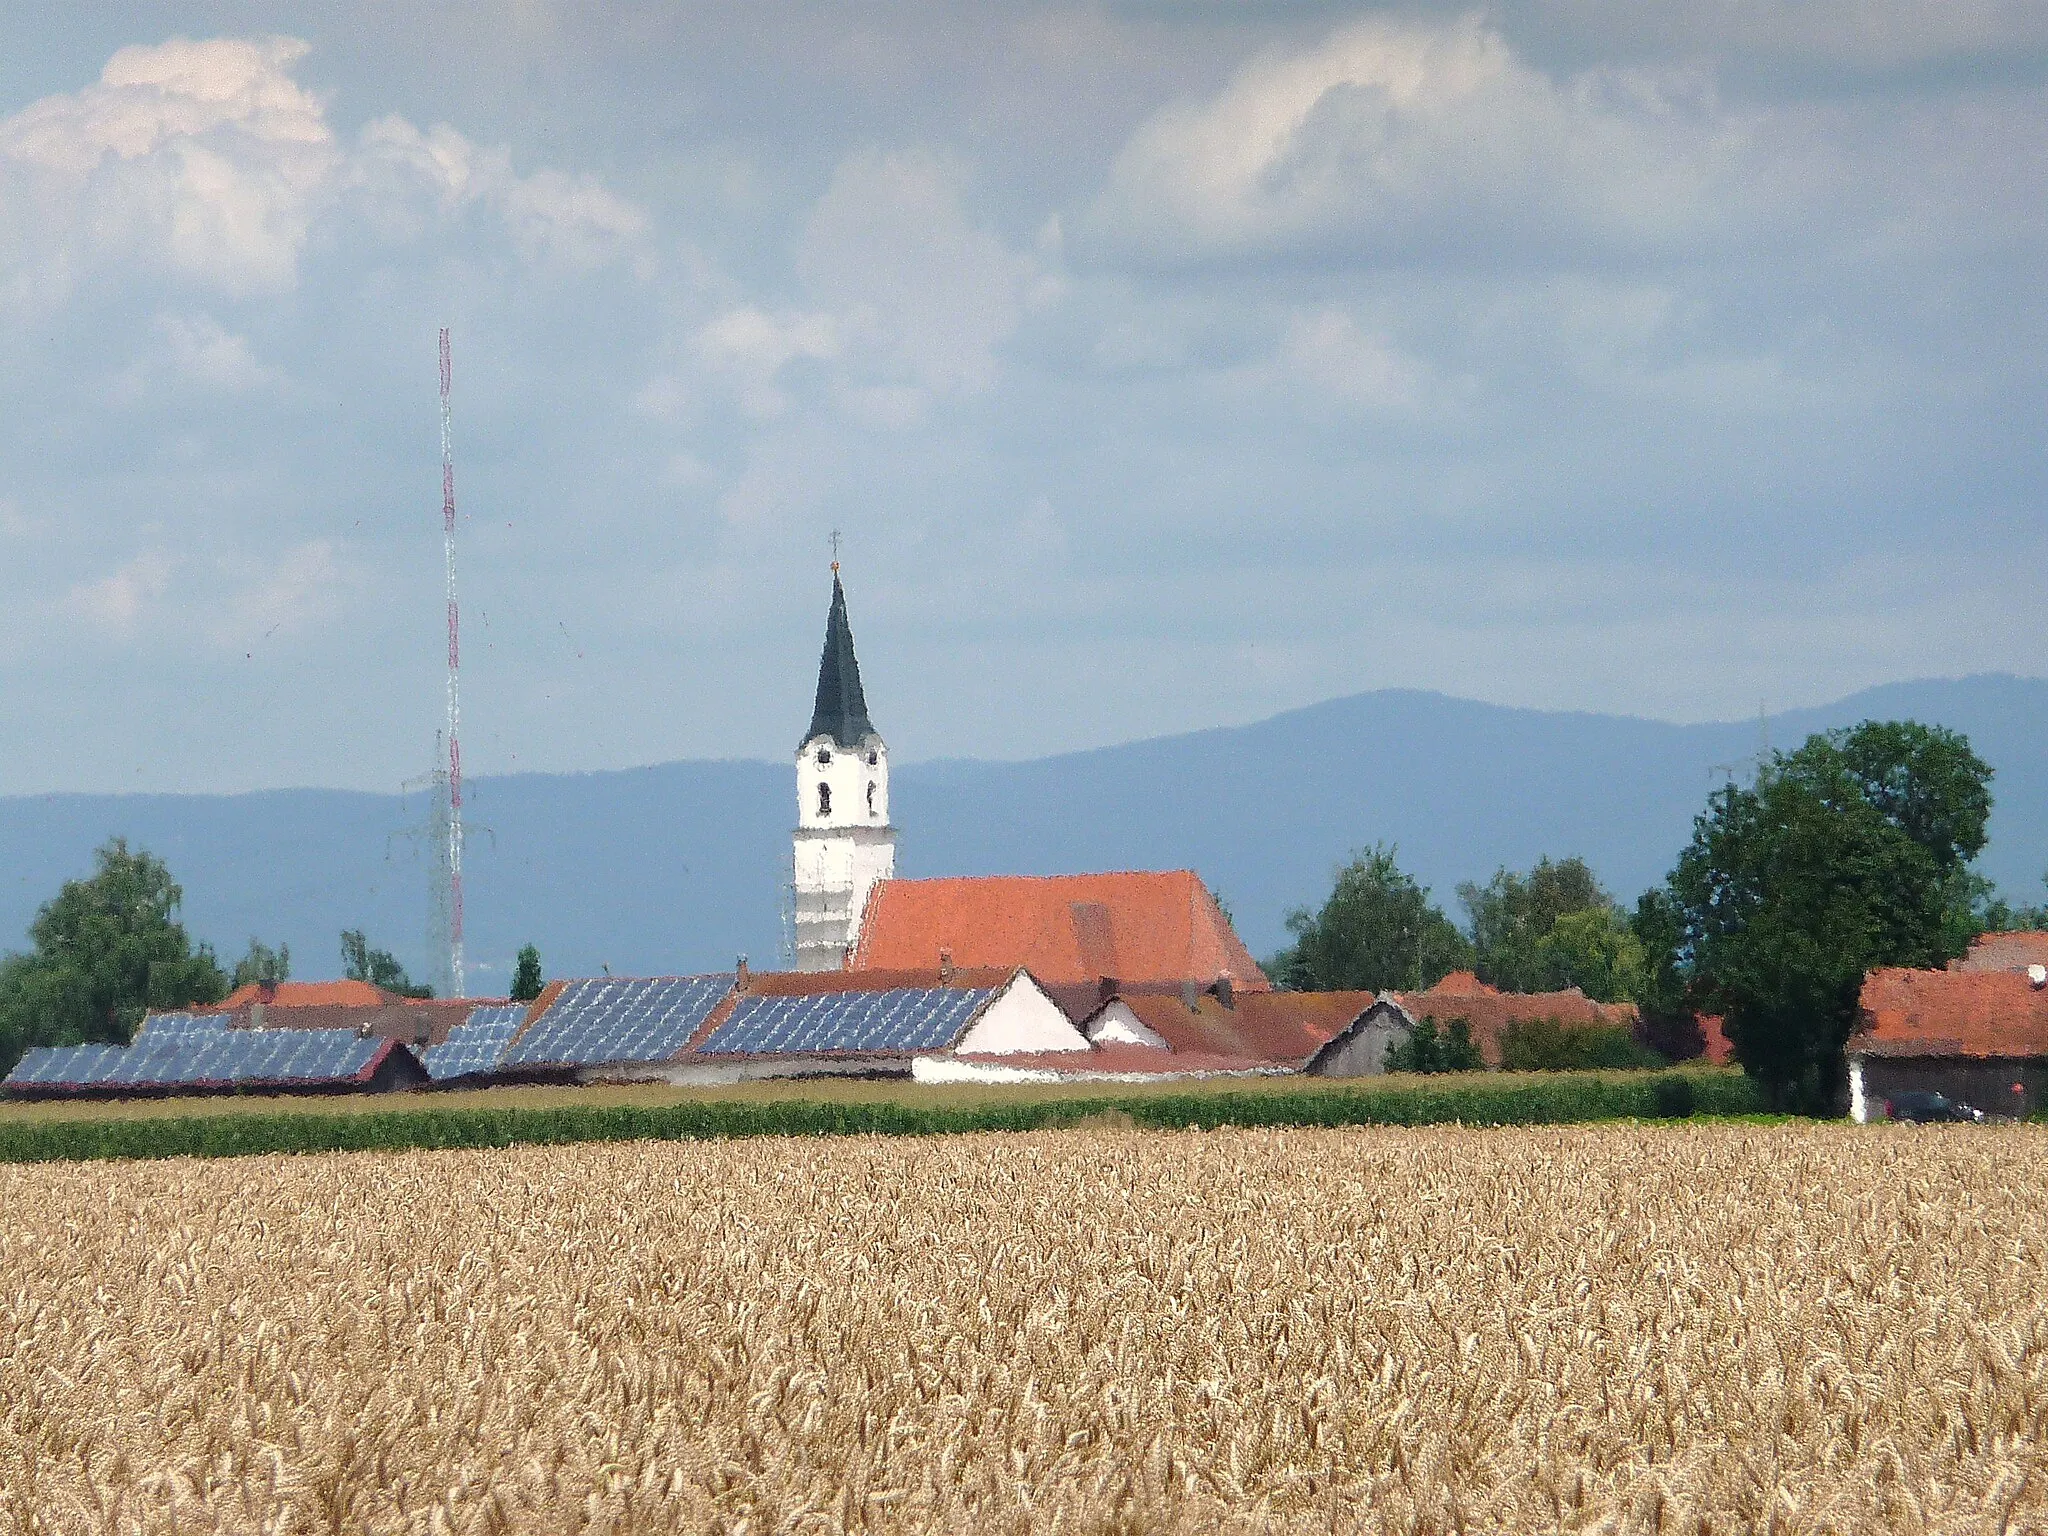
<box><xmin>422</xmin><ymin>1003</ymin><xmax>526</xmax><ymax>1081</ymax></box>
<box><xmin>500</xmin><ymin>976</ymin><xmax>734</xmax><ymax>1069</ymax></box>
<box><xmin>698</xmin><ymin>986</ymin><xmax>996</xmax><ymax>1056</ymax></box>
<box><xmin>135</xmin><ymin>1010</ymin><xmax>231</xmax><ymax>1038</ymax></box>
<box><xmin>4</xmin><ymin>1044</ymin><xmax>124</xmax><ymax>1090</ymax></box>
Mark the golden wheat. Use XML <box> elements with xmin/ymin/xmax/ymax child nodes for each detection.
<box><xmin>0</xmin><ymin>1124</ymin><xmax>2043</xmax><ymax>1534</ymax></box>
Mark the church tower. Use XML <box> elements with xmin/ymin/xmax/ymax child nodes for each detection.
<box><xmin>792</xmin><ymin>568</ymin><xmax>896</xmax><ymax>971</ymax></box>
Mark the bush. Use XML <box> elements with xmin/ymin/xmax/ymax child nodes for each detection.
<box><xmin>1651</xmin><ymin>1075</ymin><xmax>1698</xmax><ymax>1118</ymax></box>
<box><xmin>0</xmin><ymin>1071</ymin><xmax>1769</xmax><ymax>1163</ymax></box>
<box><xmin>1385</xmin><ymin>1016</ymin><xmax>1483</xmax><ymax>1074</ymax></box>
<box><xmin>1500</xmin><ymin>1018</ymin><xmax>1666</xmax><ymax>1072</ymax></box>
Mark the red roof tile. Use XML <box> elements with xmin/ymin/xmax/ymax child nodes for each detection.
<box><xmin>1698</xmin><ymin>1014</ymin><xmax>1735</xmax><ymax>1066</ymax></box>
<box><xmin>1386</xmin><ymin>977</ymin><xmax>1638</xmax><ymax>1066</ymax></box>
<box><xmin>1105</xmin><ymin>990</ymin><xmax>1372</xmax><ymax>1066</ymax></box>
<box><xmin>1853</xmin><ymin>967</ymin><xmax>2048</xmax><ymax>1058</ymax></box>
<box><xmin>739</xmin><ymin>966</ymin><xmax>1018</xmax><ymax>996</ymax></box>
<box><xmin>215</xmin><ymin>979</ymin><xmax>400</xmax><ymax>1010</ymax></box>
<box><xmin>852</xmin><ymin>872</ymin><xmax>1270</xmax><ymax>991</ymax></box>
<box><xmin>1951</xmin><ymin>932</ymin><xmax>2048</xmax><ymax>974</ymax></box>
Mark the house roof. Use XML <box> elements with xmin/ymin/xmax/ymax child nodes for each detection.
<box><xmin>1951</xmin><ymin>931</ymin><xmax>2048</xmax><ymax>974</ymax></box>
<box><xmin>1103</xmin><ymin>990</ymin><xmax>1372</xmax><ymax>1066</ymax></box>
<box><xmin>738</xmin><ymin>966</ymin><xmax>1018</xmax><ymax>996</ymax></box>
<box><xmin>803</xmin><ymin>572</ymin><xmax>876</xmax><ymax>750</ymax></box>
<box><xmin>1852</xmin><ymin>967</ymin><xmax>2048</xmax><ymax>1059</ymax></box>
<box><xmin>852</xmin><ymin>871</ymin><xmax>1271</xmax><ymax>991</ymax></box>
<box><xmin>949</xmin><ymin>1041</ymin><xmax>1283</xmax><ymax>1078</ymax></box>
<box><xmin>1385</xmin><ymin>973</ymin><xmax>1638</xmax><ymax>1066</ymax></box>
<box><xmin>216</xmin><ymin>979</ymin><xmax>400</xmax><ymax>1010</ymax></box>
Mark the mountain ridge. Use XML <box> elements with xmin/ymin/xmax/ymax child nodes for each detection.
<box><xmin>3</xmin><ymin>674</ymin><xmax>2042</xmax><ymax>985</ymax></box>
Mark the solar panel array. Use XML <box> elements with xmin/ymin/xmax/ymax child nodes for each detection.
<box><xmin>500</xmin><ymin>976</ymin><xmax>734</xmax><ymax>1069</ymax></box>
<box><xmin>422</xmin><ymin>1004</ymin><xmax>528</xmax><ymax>1081</ymax></box>
<box><xmin>3</xmin><ymin>1030</ymin><xmax>385</xmax><ymax>1092</ymax></box>
<box><xmin>699</xmin><ymin>986</ymin><xmax>997</xmax><ymax>1056</ymax></box>
<box><xmin>135</xmin><ymin>1010</ymin><xmax>232</xmax><ymax>1038</ymax></box>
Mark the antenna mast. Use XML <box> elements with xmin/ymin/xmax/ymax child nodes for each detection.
<box><xmin>439</xmin><ymin>328</ymin><xmax>466</xmax><ymax>999</ymax></box>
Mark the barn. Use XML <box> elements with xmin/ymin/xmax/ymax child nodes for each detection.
<box><xmin>1848</xmin><ymin>965</ymin><xmax>2048</xmax><ymax>1122</ymax></box>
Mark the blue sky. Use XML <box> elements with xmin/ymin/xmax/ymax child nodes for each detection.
<box><xmin>1</xmin><ymin>2</ymin><xmax>2043</xmax><ymax>795</ymax></box>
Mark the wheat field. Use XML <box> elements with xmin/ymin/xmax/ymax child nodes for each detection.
<box><xmin>1</xmin><ymin>1125</ymin><xmax>2044</xmax><ymax>1534</ymax></box>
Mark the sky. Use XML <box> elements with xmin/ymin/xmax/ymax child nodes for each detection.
<box><xmin>0</xmin><ymin>1</ymin><xmax>2043</xmax><ymax>796</ymax></box>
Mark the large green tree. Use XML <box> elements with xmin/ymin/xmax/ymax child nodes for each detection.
<box><xmin>1458</xmin><ymin>856</ymin><xmax>1640</xmax><ymax>1000</ymax></box>
<box><xmin>510</xmin><ymin>944</ymin><xmax>544</xmax><ymax>1003</ymax></box>
<box><xmin>1668</xmin><ymin>720</ymin><xmax>1992</xmax><ymax>1112</ymax></box>
<box><xmin>0</xmin><ymin>839</ymin><xmax>227</xmax><ymax>1073</ymax></box>
<box><xmin>1271</xmin><ymin>845</ymin><xmax>1473</xmax><ymax>992</ymax></box>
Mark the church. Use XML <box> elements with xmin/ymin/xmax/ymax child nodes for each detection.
<box><xmin>789</xmin><ymin>568</ymin><xmax>1271</xmax><ymax>998</ymax></box>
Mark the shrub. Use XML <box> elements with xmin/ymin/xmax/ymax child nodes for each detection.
<box><xmin>1385</xmin><ymin>1016</ymin><xmax>1483</xmax><ymax>1074</ymax></box>
<box><xmin>1500</xmin><ymin>1017</ymin><xmax>1666</xmax><ymax>1072</ymax></box>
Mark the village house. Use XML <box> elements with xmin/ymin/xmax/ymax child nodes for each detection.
<box><xmin>1848</xmin><ymin>961</ymin><xmax>2048</xmax><ymax>1122</ymax></box>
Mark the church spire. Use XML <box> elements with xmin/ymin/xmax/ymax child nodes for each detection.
<box><xmin>804</xmin><ymin>570</ymin><xmax>875</xmax><ymax>749</ymax></box>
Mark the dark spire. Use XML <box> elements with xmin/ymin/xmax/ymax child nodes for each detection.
<box><xmin>804</xmin><ymin>571</ymin><xmax>876</xmax><ymax>749</ymax></box>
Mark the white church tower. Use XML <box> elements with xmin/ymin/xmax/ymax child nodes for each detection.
<box><xmin>792</xmin><ymin>567</ymin><xmax>896</xmax><ymax>971</ymax></box>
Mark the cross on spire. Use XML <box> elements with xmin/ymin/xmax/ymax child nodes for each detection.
<box><xmin>829</xmin><ymin>528</ymin><xmax>842</xmax><ymax>572</ymax></box>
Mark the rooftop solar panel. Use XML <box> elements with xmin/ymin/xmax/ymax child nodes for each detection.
<box><xmin>500</xmin><ymin>975</ymin><xmax>734</xmax><ymax>1069</ymax></box>
<box><xmin>422</xmin><ymin>1004</ymin><xmax>526</xmax><ymax>1081</ymax></box>
<box><xmin>4</xmin><ymin>1044</ymin><xmax>124</xmax><ymax>1090</ymax></box>
<box><xmin>136</xmin><ymin>1010</ymin><xmax>231</xmax><ymax>1038</ymax></box>
<box><xmin>697</xmin><ymin>986</ymin><xmax>997</xmax><ymax>1056</ymax></box>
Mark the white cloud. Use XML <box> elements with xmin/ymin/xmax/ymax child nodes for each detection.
<box><xmin>65</xmin><ymin>550</ymin><xmax>176</xmax><ymax>632</ymax></box>
<box><xmin>0</xmin><ymin>36</ymin><xmax>647</xmax><ymax>307</ymax></box>
<box><xmin>211</xmin><ymin>538</ymin><xmax>348</xmax><ymax>643</ymax></box>
<box><xmin>1088</xmin><ymin>15</ymin><xmax>1748</xmax><ymax>264</ymax></box>
<box><xmin>115</xmin><ymin>311</ymin><xmax>281</xmax><ymax>398</ymax></box>
<box><xmin>1269</xmin><ymin>309</ymin><xmax>1435</xmax><ymax>414</ymax></box>
<box><xmin>354</xmin><ymin>116</ymin><xmax>648</xmax><ymax>268</ymax></box>
<box><xmin>690</xmin><ymin>147</ymin><xmax>1045</xmax><ymax>426</ymax></box>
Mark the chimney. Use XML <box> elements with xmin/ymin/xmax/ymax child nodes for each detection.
<box><xmin>249</xmin><ymin>1000</ymin><xmax>267</xmax><ymax>1032</ymax></box>
<box><xmin>1097</xmin><ymin>975</ymin><xmax>1119</xmax><ymax>1006</ymax></box>
<box><xmin>736</xmin><ymin>955</ymin><xmax>749</xmax><ymax>989</ymax></box>
<box><xmin>2030</xmin><ymin>964</ymin><xmax>2046</xmax><ymax>990</ymax></box>
<box><xmin>939</xmin><ymin>948</ymin><xmax>955</xmax><ymax>984</ymax></box>
<box><xmin>1213</xmin><ymin>975</ymin><xmax>1234</xmax><ymax>1010</ymax></box>
<box><xmin>1180</xmin><ymin>980</ymin><xmax>1200</xmax><ymax>1011</ymax></box>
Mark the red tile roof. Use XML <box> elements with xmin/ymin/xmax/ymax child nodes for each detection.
<box><xmin>852</xmin><ymin>872</ymin><xmax>1270</xmax><ymax>991</ymax></box>
<box><xmin>1852</xmin><ymin>967</ymin><xmax>2048</xmax><ymax>1058</ymax></box>
<box><xmin>1105</xmin><ymin>990</ymin><xmax>1372</xmax><ymax>1067</ymax></box>
<box><xmin>215</xmin><ymin>979</ymin><xmax>400</xmax><ymax>1010</ymax></box>
<box><xmin>1386</xmin><ymin>974</ymin><xmax>1638</xmax><ymax>1066</ymax></box>
<box><xmin>1951</xmin><ymin>932</ymin><xmax>2048</xmax><ymax>974</ymax></box>
<box><xmin>1698</xmin><ymin>1014</ymin><xmax>1735</xmax><ymax>1066</ymax></box>
<box><xmin>739</xmin><ymin>966</ymin><xmax>1018</xmax><ymax>996</ymax></box>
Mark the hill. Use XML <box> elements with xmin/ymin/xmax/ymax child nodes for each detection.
<box><xmin>2</xmin><ymin>675</ymin><xmax>2042</xmax><ymax>986</ymax></box>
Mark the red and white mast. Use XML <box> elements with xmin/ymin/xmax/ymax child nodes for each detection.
<box><xmin>439</xmin><ymin>328</ymin><xmax>466</xmax><ymax>999</ymax></box>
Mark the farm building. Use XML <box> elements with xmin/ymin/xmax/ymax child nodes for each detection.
<box><xmin>5</xmin><ymin>1010</ymin><xmax>430</xmax><ymax>1098</ymax></box>
<box><xmin>922</xmin><ymin>982</ymin><xmax>1375</xmax><ymax>1084</ymax></box>
<box><xmin>851</xmin><ymin>870</ymin><xmax>1269</xmax><ymax>995</ymax></box>
<box><xmin>1376</xmin><ymin>971</ymin><xmax>1641</xmax><ymax>1067</ymax></box>
<box><xmin>1950</xmin><ymin>931</ymin><xmax>2048</xmax><ymax>973</ymax></box>
<box><xmin>1847</xmin><ymin>965</ymin><xmax>2048</xmax><ymax>1122</ymax></box>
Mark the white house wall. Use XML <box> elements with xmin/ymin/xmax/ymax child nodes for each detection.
<box><xmin>953</xmin><ymin>975</ymin><xmax>1091</xmax><ymax>1055</ymax></box>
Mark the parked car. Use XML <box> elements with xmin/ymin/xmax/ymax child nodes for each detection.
<box><xmin>1883</xmin><ymin>1090</ymin><xmax>1986</xmax><ymax>1124</ymax></box>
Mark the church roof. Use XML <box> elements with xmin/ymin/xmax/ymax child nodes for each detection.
<box><xmin>804</xmin><ymin>573</ymin><xmax>877</xmax><ymax>749</ymax></box>
<box><xmin>851</xmin><ymin>871</ymin><xmax>1272</xmax><ymax>991</ymax></box>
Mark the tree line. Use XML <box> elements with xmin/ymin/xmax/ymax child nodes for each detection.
<box><xmin>1270</xmin><ymin>720</ymin><xmax>2047</xmax><ymax>1112</ymax></box>
<box><xmin>0</xmin><ymin>839</ymin><xmax>546</xmax><ymax>1075</ymax></box>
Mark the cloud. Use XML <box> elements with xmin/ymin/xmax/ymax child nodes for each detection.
<box><xmin>0</xmin><ymin>36</ymin><xmax>648</xmax><ymax>308</ymax></box>
<box><xmin>353</xmin><ymin>116</ymin><xmax>649</xmax><ymax>268</ymax></box>
<box><xmin>1087</xmin><ymin>15</ymin><xmax>1747</xmax><ymax>266</ymax></box>
<box><xmin>211</xmin><ymin>538</ymin><xmax>348</xmax><ymax>644</ymax></box>
<box><xmin>65</xmin><ymin>550</ymin><xmax>176</xmax><ymax>632</ymax></box>
<box><xmin>115</xmin><ymin>311</ymin><xmax>282</xmax><ymax>397</ymax></box>
<box><xmin>691</xmin><ymin>147</ymin><xmax>1046</xmax><ymax>426</ymax></box>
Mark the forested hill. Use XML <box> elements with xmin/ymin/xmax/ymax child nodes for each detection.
<box><xmin>2</xmin><ymin>675</ymin><xmax>2043</xmax><ymax>988</ymax></box>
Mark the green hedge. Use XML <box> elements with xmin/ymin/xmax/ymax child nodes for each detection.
<box><xmin>0</xmin><ymin>1071</ymin><xmax>1768</xmax><ymax>1165</ymax></box>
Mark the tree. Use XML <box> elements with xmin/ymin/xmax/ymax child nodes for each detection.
<box><xmin>1630</xmin><ymin>887</ymin><xmax>1704</xmax><ymax>1061</ymax></box>
<box><xmin>340</xmin><ymin>930</ymin><xmax>433</xmax><ymax>999</ymax></box>
<box><xmin>0</xmin><ymin>839</ymin><xmax>227</xmax><ymax>1073</ymax></box>
<box><xmin>1534</xmin><ymin>908</ymin><xmax>1646</xmax><ymax>1004</ymax></box>
<box><xmin>1457</xmin><ymin>856</ymin><xmax>1628</xmax><ymax>996</ymax></box>
<box><xmin>1384</xmin><ymin>1016</ymin><xmax>1482</xmax><ymax>1073</ymax></box>
<box><xmin>230</xmin><ymin>938</ymin><xmax>291</xmax><ymax>989</ymax></box>
<box><xmin>510</xmin><ymin>944</ymin><xmax>544</xmax><ymax>1003</ymax></box>
<box><xmin>1668</xmin><ymin>720</ymin><xmax>1992</xmax><ymax>1113</ymax></box>
<box><xmin>1271</xmin><ymin>845</ymin><xmax>1473</xmax><ymax>992</ymax></box>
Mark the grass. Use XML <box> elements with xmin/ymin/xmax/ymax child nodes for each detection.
<box><xmin>0</xmin><ymin>1068</ymin><xmax>1767</xmax><ymax>1163</ymax></box>
<box><xmin>1</xmin><ymin>1123</ymin><xmax>2041</xmax><ymax>1533</ymax></box>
